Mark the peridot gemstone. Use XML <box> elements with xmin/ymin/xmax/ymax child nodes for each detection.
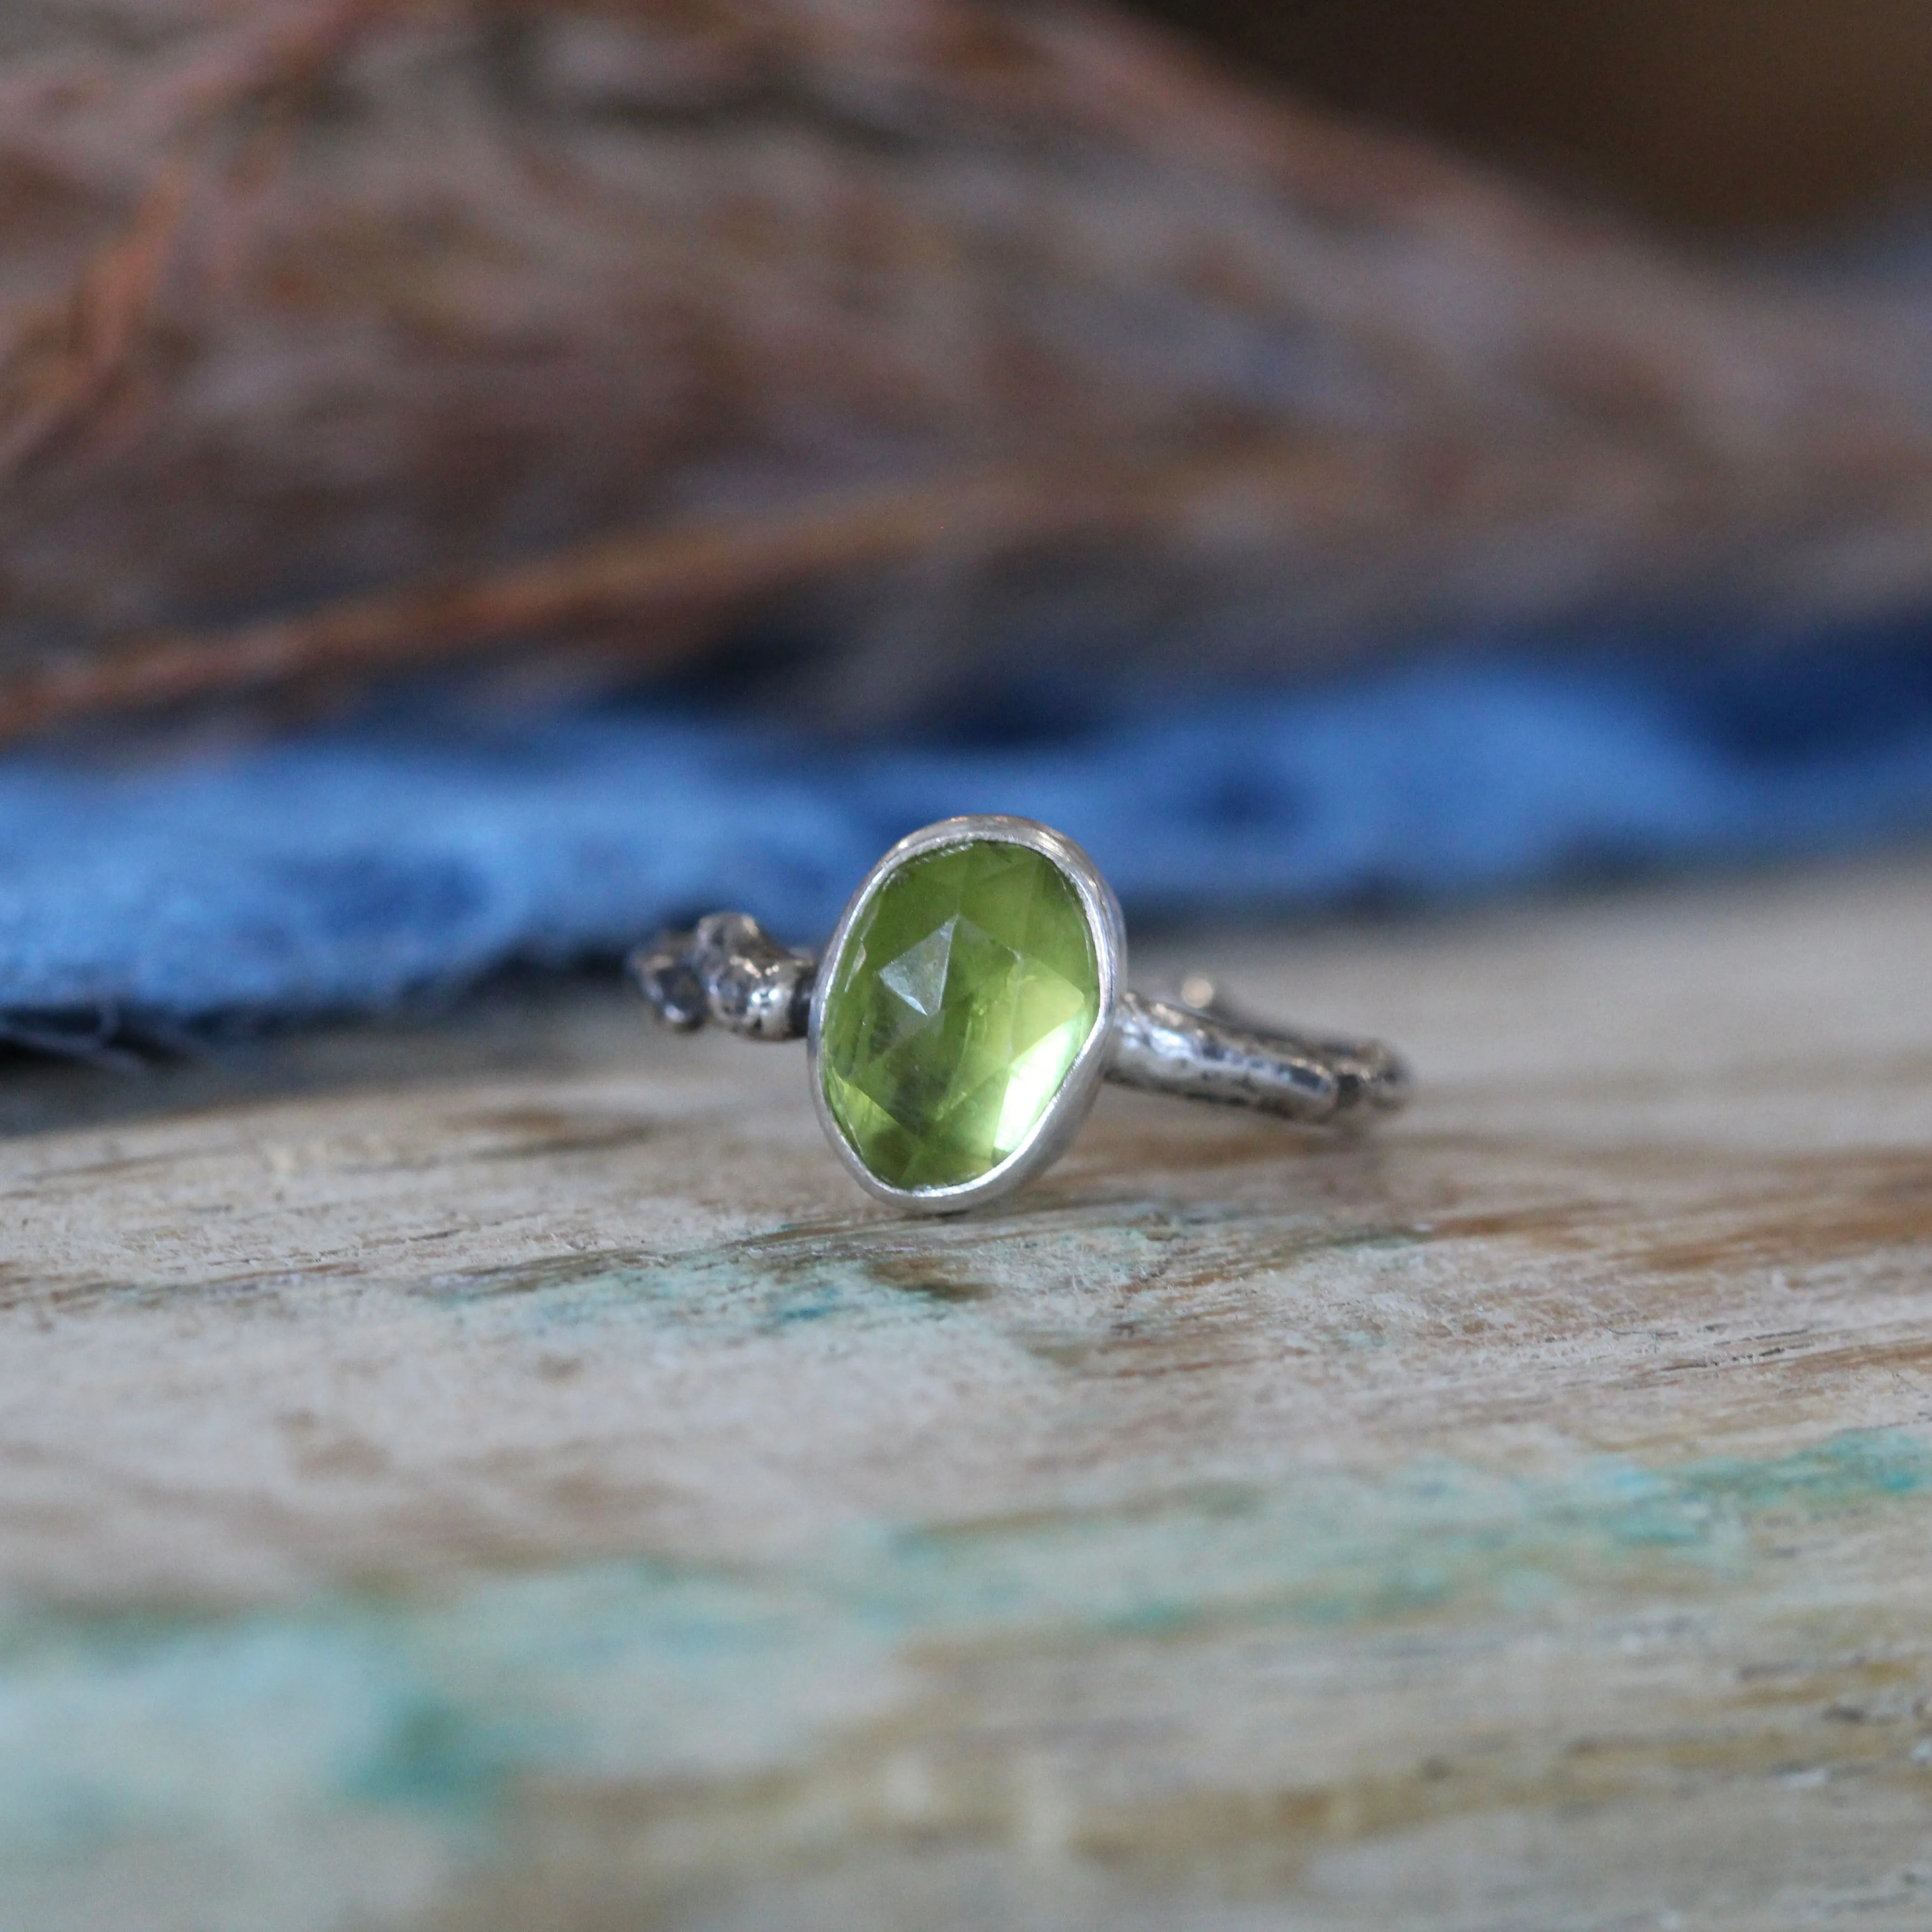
<box><xmin>818</xmin><ymin>838</ymin><xmax>1101</xmax><ymax>1192</ymax></box>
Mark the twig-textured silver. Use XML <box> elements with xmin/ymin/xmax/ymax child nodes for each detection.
<box><xmin>632</xmin><ymin>928</ymin><xmax>1407</xmax><ymax>1126</ymax></box>
<box><xmin>1109</xmin><ymin>991</ymin><xmax>1409</xmax><ymax>1123</ymax></box>
<box><xmin>630</xmin><ymin>911</ymin><xmax>815</xmax><ymax>1041</ymax></box>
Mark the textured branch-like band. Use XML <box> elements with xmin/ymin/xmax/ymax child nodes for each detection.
<box><xmin>629</xmin><ymin>913</ymin><xmax>817</xmax><ymax>1042</ymax></box>
<box><xmin>1109</xmin><ymin>988</ymin><xmax>1410</xmax><ymax>1125</ymax></box>
<box><xmin>629</xmin><ymin>916</ymin><xmax>1408</xmax><ymax>1128</ymax></box>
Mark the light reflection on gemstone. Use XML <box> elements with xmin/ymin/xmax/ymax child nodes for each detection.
<box><xmin>877</xmin><ymin>920</ymin><xmax>953</xmax><ymax>1018</ymax></box>
<box><xmin>992</xmin><ymin>1016</ymin><xmax>1089</xmax><ymax>1155</ymax></box>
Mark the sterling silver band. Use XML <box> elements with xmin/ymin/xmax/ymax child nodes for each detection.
<box><xmin>629</xmin><ymin>918</ymin><xmax>1408</xmax><ymax>1128</ymax></box>
<box><xmin>1109</xmin><ymin>985</ymin><xmax>1410</xmax><ymax>1124</ymax></box>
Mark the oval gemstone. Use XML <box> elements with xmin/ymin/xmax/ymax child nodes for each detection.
<box><xmin>818</xmin><ymin>838</ymin><xmax>1102</xmax><ymax>1192</ymax></box>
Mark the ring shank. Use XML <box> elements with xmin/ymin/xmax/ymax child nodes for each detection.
<box><xmin>1107</xmin><ymin>988</ymin><xmax>1409</xmax><ymax>1125</ymax></box>
<box><xmin>632</xmin><ymin>918</ymin><xmax>1408</xmax><ymax>1130</ymax></box>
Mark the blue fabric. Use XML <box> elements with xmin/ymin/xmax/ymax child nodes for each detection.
<box><xmin>3</xmin><ymin>637</ymin><xmax>1932</xmax><ymax>1039</ymax></box>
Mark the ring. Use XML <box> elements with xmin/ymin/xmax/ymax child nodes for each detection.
<box><xmin>629</xmin><ymin>816</ymin><xmax>1410</xmax><ymax>1213</ymax></box>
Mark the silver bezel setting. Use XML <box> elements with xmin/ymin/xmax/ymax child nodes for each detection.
<box><xmin>807</xmin><ymin>815</ymin><xmax>1126</xmax><ymax>1215</ymax></box>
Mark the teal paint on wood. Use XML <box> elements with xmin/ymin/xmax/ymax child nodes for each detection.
<box><xmin>422</xmin><ymin>1202</ymin><xmax>1427</xmax><ymax>1347</ymax></box>
<box><xmin>3</xmin><ymin>1428</ymin><xmax>1928</xmax><ymax>1912</ymax></box>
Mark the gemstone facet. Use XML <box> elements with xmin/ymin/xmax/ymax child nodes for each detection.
<box><xmin>817</xmin><ymin>838</ymin><xmax>1102</xmax><ymax>1192</ymax></box>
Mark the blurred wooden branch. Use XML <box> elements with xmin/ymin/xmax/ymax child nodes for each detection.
<box><xmin>3</xmin><ymin>0</ymin><xmax>1932</xmax><ymax>740</ymax></box>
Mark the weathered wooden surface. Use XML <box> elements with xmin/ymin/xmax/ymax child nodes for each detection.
<box><xmin>4</xmin><ymin>859</ymin><xmax>1932</xmax><ymax>1929</ymax></box>
<box><xmin>8</xmin><ymin>0</ymin><xmax>1932</xmax><ymax>739</ymax></box>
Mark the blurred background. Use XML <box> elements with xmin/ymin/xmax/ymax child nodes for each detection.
<box><xmin>14</xmin><ymin>14</ymin><xmax>1932</xmax><ymax>1927</ymax></box>
<box><xmin>6</xmin><ymin>0</ymin><xmax>1932</xmax><ymax>1046</ymax></box>
<box><xmin>1158</xmin><ymin>0</ymin><xmax>1932</xmax><ymax>235</ymax></box>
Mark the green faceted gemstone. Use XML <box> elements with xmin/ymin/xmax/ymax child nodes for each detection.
<box><xmin>818</xmin><ymin>838</ymin><xmax>1102</xmax><ymax>1192</ymax></box>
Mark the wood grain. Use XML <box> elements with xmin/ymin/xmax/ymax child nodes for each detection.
<box><xmin>3</xmin><ymin>859</ymin><xmax>1932</xmax><ymax>1928</ymax></box>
